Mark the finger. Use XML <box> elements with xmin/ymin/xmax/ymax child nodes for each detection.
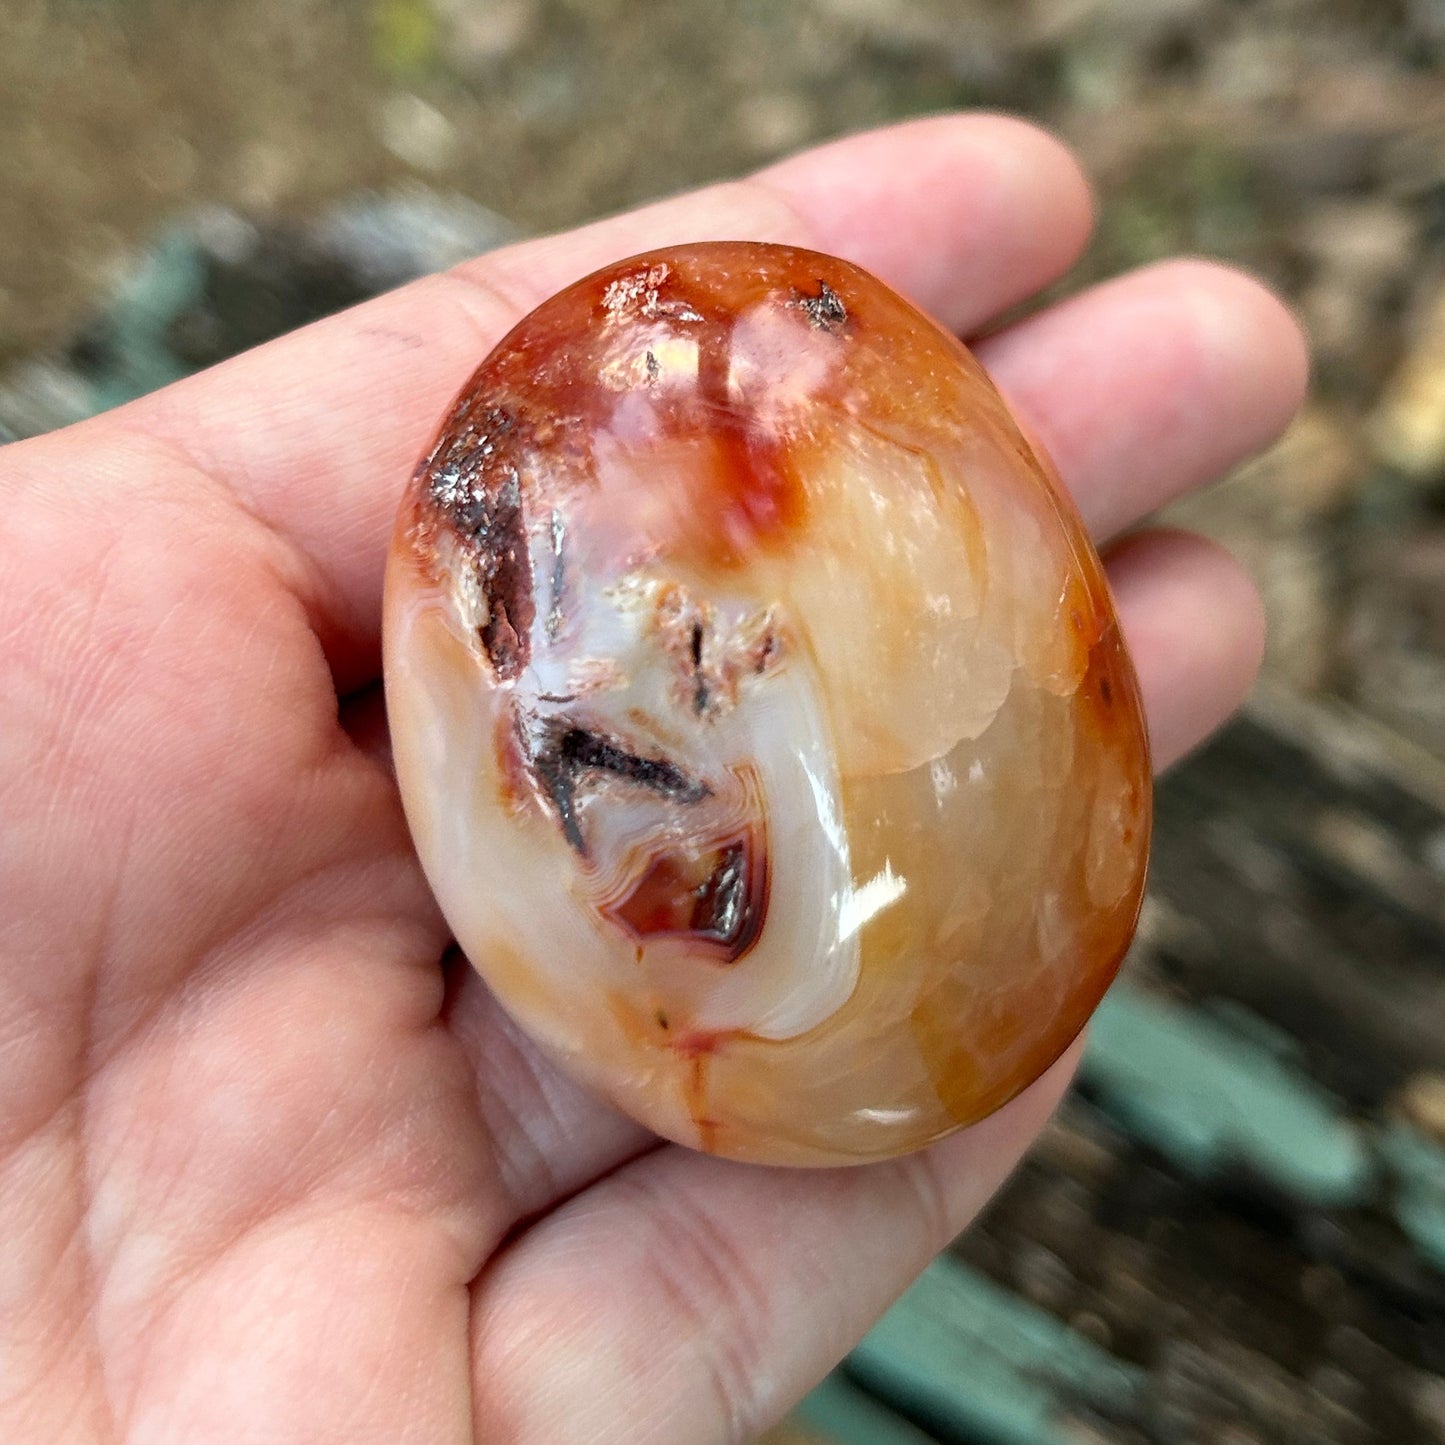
<box><xmin>106</xmin><ymin>114</ymin><xmax>1092</xmax><ymax>689</ymax></box>
<box><xmin>444</xmin><ymin>963</ymin><xmax>655</xmax><ymax>1227</ymax></box>
<box><xmin>492</xmin><ymin>113</ymin><xmax>1094</xmax><ymax>342</ymax></box>
<box><xmin>467</xmin><ymin>1043</ymin><xmax>1082</xmax><ymax>1445</ymax></box>
<box><xmin>1105</xmin><ymin>528</ymin><xmax>1266</xmax><ymax>770</ymax></box>
<box><xmin>976</xmin><ymin>259</ymin><xmax>1310</xmax><ymax>540</ymax></box>
<box><xmin>755</xmin><ymin>113</ymin><xmax>1095</xmax><ymax>337</ymax></box>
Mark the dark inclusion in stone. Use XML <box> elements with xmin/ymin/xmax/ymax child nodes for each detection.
<box><xmin>610</xmin><ymin>838</ymin><xmax>767</xmax><ymax>963</ymax></box>
<box><xmin>523</xmin><ymin>719</ymin><xmax>712</xmax><ymax>854</ymax></box>
<box><xmin>425</xmin><ymin>405</ymin><xmax>536</xmax><ymax>681</ymax></box>
<box><xmin>795</xmin><ymin>281</ymin><xmax>848</xmax><ymax>334</ymax></box>
<box><xmin>692</xmin><ymin>841</ymin><xmax>753</xmax><ymax>948</ymax></box>
<box><xmin>515</xmin><ymin>715</ymin><xmax>765</xmax><ymax>961</ymax></box>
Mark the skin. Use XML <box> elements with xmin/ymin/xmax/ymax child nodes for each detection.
<box><xmin>0</xmin><ymin>115</ymin><xmax>1306</xmax><ymax>1444</ymax></box>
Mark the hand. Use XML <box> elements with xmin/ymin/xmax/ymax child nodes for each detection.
<box><xmin>0</xmin><ymin>116</ymin><xmax>1306</xmax><ymax>1444</ymax></box>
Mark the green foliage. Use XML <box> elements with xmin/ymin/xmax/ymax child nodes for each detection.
<box><xmin>369</xmin><ymin>0</ymin><xmax>438</xmax><ymax>80</ymax></box>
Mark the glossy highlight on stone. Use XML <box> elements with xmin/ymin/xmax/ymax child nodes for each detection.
<box><xmin>384</xmin><ymin>241</ymin><xmax>1152</xmax><ymax>1165</ymax></box>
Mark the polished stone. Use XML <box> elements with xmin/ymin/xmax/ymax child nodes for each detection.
<box><xmin>384</xmin><ymin>241</ymin><xmax>1151</xmax><ymax>1164</ymax></box>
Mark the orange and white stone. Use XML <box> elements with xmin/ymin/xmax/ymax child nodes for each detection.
<box><xmin>384</xmin><ymin>242</ymin><xmax>1151</xmax><ymax>1165</ymax></box>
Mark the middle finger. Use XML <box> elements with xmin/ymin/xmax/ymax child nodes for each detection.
<box><xmin>975</xmin><ymin>257</ymin><xmax>1309</xmax><ymax>540</ymax></box>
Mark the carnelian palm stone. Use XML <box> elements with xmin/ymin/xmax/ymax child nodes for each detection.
<box><xmin>384</xmin><ymin>241</ymin><xmax>1151</xmax><ymax>1165</ymax></box>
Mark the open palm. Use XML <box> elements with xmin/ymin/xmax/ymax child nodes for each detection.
<box><xmin>0</xmin><ymin>117</ymin><xmax>1306</xmax><ymax>1444</ymax></box>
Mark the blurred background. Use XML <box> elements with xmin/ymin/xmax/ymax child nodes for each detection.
<box><xmin>4</xmin><ymin>1</ymin><xmax>1445</xmax><ymax>1440</ymax></box>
